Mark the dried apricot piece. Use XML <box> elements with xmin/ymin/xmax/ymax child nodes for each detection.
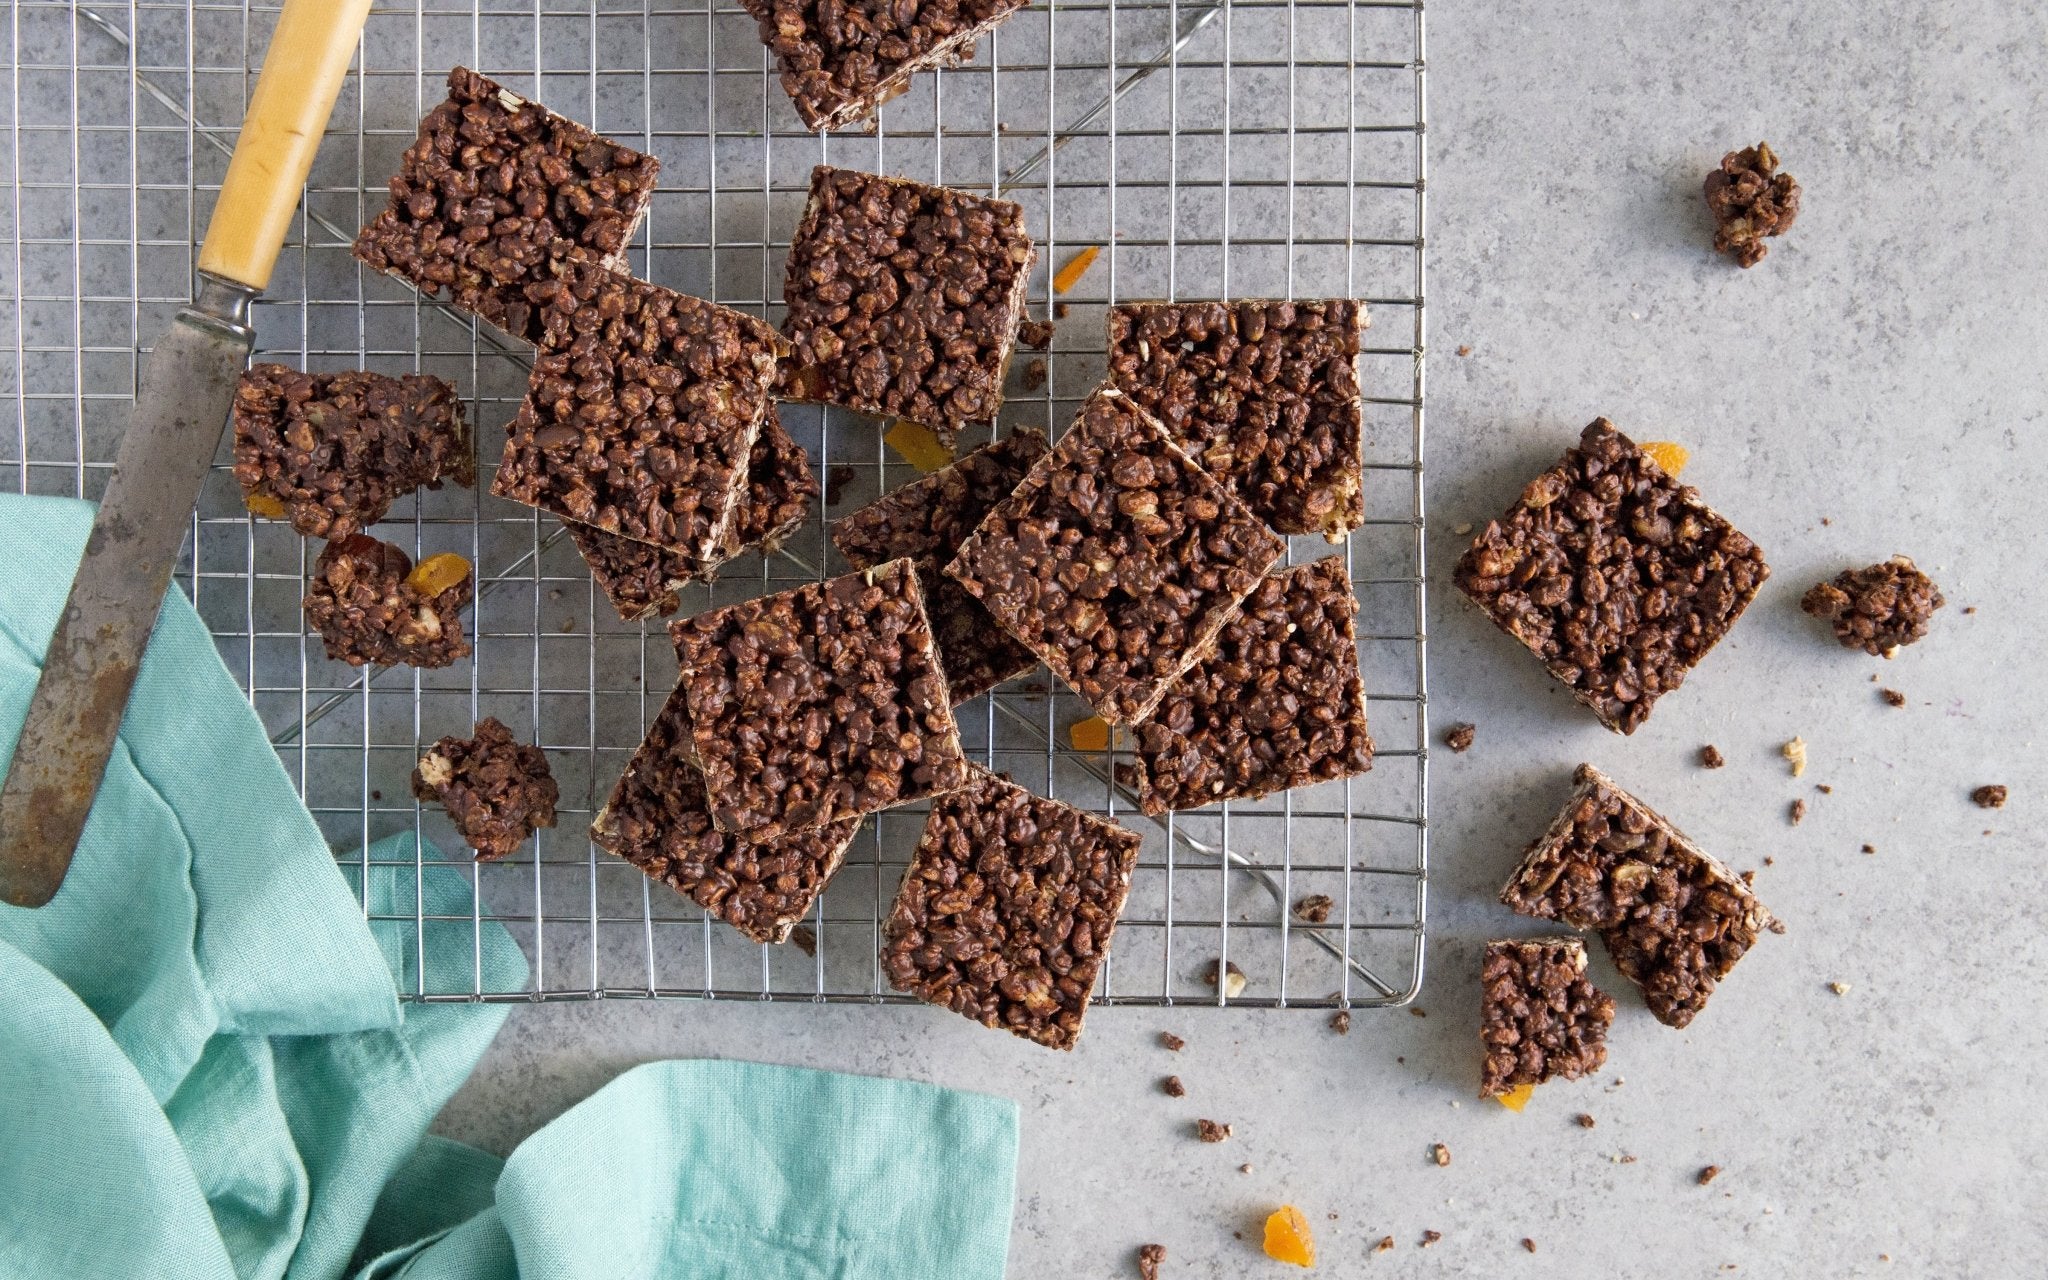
<box><xmin>1052</xmin><ymin>245</ymin><xmax>1101</xmax><ymax>295</ymax></box>
<box><xmin>404</xmin><ymin>552</ymin><xmax>473</xmax><ymax>597</ymax></box>
<box><xmin>1639</xmin><ymin>440</ymin><xmax>1690</xmax><ymax>477</ymax></box>
<box><xmin>243</xmin><ymin>490</ymin><xmax>287</xmax><ymax>519</ymax></box>
<box><xmin>1068</xmin><ymin>716</ymin><xmax>1110</xmax><ymax>753</ymax></box>
<box><xmin>1263</xmin><ymin>1205</ymin><xmax>1316</xmax><ymax>1268</ymax></box>
<box><xmin>885</xmin><ymin>420</ymin><xmax>952</xmax><ymax>474</ymax></box>
<box><xmin>1493</xmin><ymin>1082</ymin><xmax>1535</xmax><ymax>1112</ymax></box>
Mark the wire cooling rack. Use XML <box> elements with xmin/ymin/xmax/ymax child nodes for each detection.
<box><xmin>2</xmin><ymin>0</ymin><xmax>1426</xmax><ymax>1009</ymax></box>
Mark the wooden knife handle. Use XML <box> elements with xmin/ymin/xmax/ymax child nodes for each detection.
<box><xmin>196</xmin><ymin>0</ymin><xmax>374</xmax><ymax>292</ymax></box>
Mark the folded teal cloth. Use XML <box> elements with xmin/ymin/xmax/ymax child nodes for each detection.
<box><xmin>0</xmin><ymin>494</ymin><xmax>1019</xmax><ymax>1280</ymax></box>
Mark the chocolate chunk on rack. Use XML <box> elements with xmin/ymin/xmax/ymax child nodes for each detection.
<box><xmin>1501</xmin><ymin>764</ymin><xmax>1774</xmax><ymax>1029</ymax></box>
<box><xmin>779</xmin><ymin>166</ymin><xmax>1033</xmax><ymax>448</ymax></box>
<box><xmin>232</xmin><ymin>364</ymin><xmax>472</xmax><ymax>540</ymax></box>
<box><xmin>303</xmin><ymin>535</ymin><xmax>473</xmax><ymax>669</ymax></box>
<box><xmin>1800</xmin><ymin>555</ymin><xmax>1944</xmax><ymax>657</ymax></box>
<box><xmin>1453</xmin><ymin>418</ymin><xmax>1769</xmax><ymax>735</ymax></box>
<box><xmin>946</xmin><ymin>386</ymin><xmax>1286</xmax><ymax>725</ymax></box>
<box><xmin>882</xmin><ymin>766</ymin><xmax>1142</xmax><ymax>1050</ymax></box>
<box><xmin>353</xmin><ymin>67</ymin><xmax>658</xmax><ymax>343</ymax></box>
<box><xmin>830</xmin><ymin>428</ymin><xmax>1048</xmax><ymax>701</ymax></box>
<box><xmin>742</xmin><ymin>0</ymin><xmax>1029</xmax><ymax>133</ymax></box>
<box><xmin>567</xmin><ymin>407</ymin><xmax>817</xmax><ymax>621</ymax></box>
<box><xmin>1132</xmin><ymin>556</ymin><xmax>1374</xmax><ymax>814</ymax></box>
<box><xmin>1480</xmin><ymin>937</ymin><xmax>1614</xmax><ymax>1097</ymax></box>
<box><xmin>1704</xmin><ymin>142</ymin><xmax>1800</xmax><ymax>268</ymax></box>
<box><xmin>494</xmin><ymin>259</ymin><xmax>784</xmax><ymax>559</ymax></box>
<box><xmin>1107</xmin><ymin>299</ymin><xmax>1367</xmax><ymax>540</ymax></box>
<box><xmin>669</xmin><ymin>557</ymin><xmax>969</xmax><ymax>839</ymax></box>
<box><xmin>592</xmin><ymin>681</ymin><xmax>860</xmax><ymax>943</ymax></box>
<box><xmin>412</xmin><ymin>717</ymin><xmax>558</xmax><ymax>860</ymax></box>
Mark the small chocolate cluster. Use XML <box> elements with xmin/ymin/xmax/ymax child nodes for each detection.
<box><xmin>1479</xmin><ymin>938</ymin><xmax>1615</xmax><ymax>1096</ymax></box>
<box><xmin>1703</xmin><ymin>142</ymin><xmax>1800</xmax><ymax>268</ymax></box>
<box><xmin>302</xmin><ymin>535</ymin><xmax>472</xmax><ymax>669</ymax></box>
<box><xmin>1800</xmin><ymin>555</ymin><xmax>1944</xmax><ymax>657</ymax></box>
<box><xmin>412</xmin><ymin>717</ymin><xmax>559</xmax><ymax>860</ymax></box>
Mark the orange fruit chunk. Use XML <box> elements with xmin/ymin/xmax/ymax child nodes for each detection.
<box><xmin>1052</xmin><ymin>245</ymin><xmax>1101</xmax><ymax>295</ymax></box>
<box><xmin>243</xmin><ymin>490</ymin><xmax>287</xmax><ymax>519</ymax></box>
<box><xmin>1068</xmin><ymin>716</ymin><xmax>1110</xmax><ymax>753</ymax></box>
<box><xmin>404</xmin><ymin>552</ymin><xmax>472</xmax><ymax>597</ymax></box>
<box><xmin>1263</xmin><ymin>1205</ymin><xmax>1316</xmax><ymax>1268</ymax></box>
<box><xmin>1493</xmin><ymin>1082</ymin><xmax>1535</xmax><ymax>1111</ymax></box>
<box><xmin>1640</xmin><ymin>440</ymin><xmax>1690</xmax><ymax>477</ymax></box>
<box><xmin>885</xmin><ymin>420</ymin><xmax>952</xmax><ymax>474</ymax></box>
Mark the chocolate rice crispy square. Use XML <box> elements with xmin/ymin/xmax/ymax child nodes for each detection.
<box><xmin>882</xmin><ymin>765</ymin><xmax>1142</xmax><ymax>1050</ymax></box>
<box><xmin>668</xmin><ymin>557</ymin><xmax>969</xmax><ymax>839</ymax></box>
<box><xmin>779</xmin><ymin>166</ymin><xmax>1034</xmax><ymax>449</ymax></box>
<box><xmin>493</xmin><ymin>259</ymin><xmax>784</xmax><ymax>559</ymax></box>
<box><xmin>830</xmin><ymin>428</ymin><xmax>1048</xmax><ymax>702</ymax></box>
<box><xmin>946</xmin><ymin>386</ymin><xmax>1287</xmax><ymax>726</ymax></box>
<box><xmin>1107</xmin><ymin>299</ymin><xmax>1367</xmax><ymax>540</ymax></box>
<box><xmin>592</xmin><ymin>681</ymin><xmax>860</xmax><ymax>943</ymax></box>
<box><xmin>1479</xmin><ymin>937</ymin><xmax>1615</xmax><ymax>1097</ymax></box>
<box><xmin>1132</xmin><ymin>556</ymin><xmax>1373</xmax><ymax>814</ymax></box>
<box><xmin>566</xmin><ymin>406</ymin><xmax>817</xmax><ymax>621</ymax></box>
<box><xmin>352</xmin><ymin>67</ymin><xmax>658</xmax><ymax>344</ymax></box>
<box><xmin>1452</xmin><ymin>418</ymin><xmax>1769</xmax><ymax>735</ymax></box>
<box><xmin>1501</xmin><ymin>763</ymin><xmax>1774</xmax><ymax>1029</ymax></box>
<box><xmin>742</xmin><ymin>0</ymin><xmax>1030</xmax><ymax>133</ymax></box>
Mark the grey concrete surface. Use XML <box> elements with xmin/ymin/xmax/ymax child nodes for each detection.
<box><xmin>435</xmin><ymin>2</ymin><xmax>2048</xmax><ymax>1274</ymax></box>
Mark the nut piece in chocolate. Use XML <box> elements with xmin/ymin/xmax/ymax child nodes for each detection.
<box><xmin>670</xmin><ymin>557</ymin><xmax>969</xmax><ymax>838</ymax></box>
<box><xmin>1501</xmin><ymin>763</ymin><xmax>1775</xmax><ymax>1029</ymax></box>
<box><xmin>742</xmin><ymin>0</ymin><xmax>1029</xmax><ymax>133</ymax></box>
<box><xmin>592</xmin><ymin>681</ymin><xmax>860</xmax><ymax>943</ymax></box>
<box><xmin>1703</xmin><ymin>142</ymin><xmax>1800</xmax><ymax>268</ymax></box>
<box><xmin>1479</xmin><ymin>937</ymin><xmax>1615</xmax><ymax>1097</ymax></box>
<box><xmin>494</xmin><ymin>259</ymin><xmax>784</xmax><ymax>559</ymax></box>
<box><xmin>831</xmin><ymin>428</ymin><xmax>1049</xmax><ymax>702</ymax></box>
<box><xmin>1800</xmin><ymin>555</ymin><xmax>1944</xmax><ymax>657</ymax></box>
<box><xmin>1133</xmin><ymin>557</ymin><xmax>1374</xmax><ymax>814</ymax></box>
<box><xmin>566</xmin><ymin>407</ymin><xmax>817</xmax><ymax>621</ymax></box>
<box><xmin>412</xmin><ymin>717</ymin><xmax>558</xmax><ymax>860</ymax></box>
<box><xmin>780</xmin><ymin>166</ymin><xmax>1034</xmax><ymax>448</ymax></box>
<box><xmin>1108</xmin><ymin>299</ymin><xmax>1367</xmax><ymax>540</ymax></box>
<box><xmin>882</xmin><ymin>765</ymin><xmax>1142</xmax><ymax>1050</ymax></box>
<box><xmin>353</xmin><ymin>67</ymin><xmax>659</xmax><ymax>343</ymax></box>
<box><xmin>233</xmin><ymin>364</ymin><xmax>472</xmax><ymax>540</ymax></box>
<box><xmin>947</xmin><ymin>386</ymin><xmax>1288</xmax><ymax>726</ymax></box>
<box><xmin>1453</xmin><ymin>418</ymin><xmax>1770</xmax><ymax>735</ymax></box>
<box><xmin>303</xmin><ymin>535</ymin><xmax>473</xmax><ymax>669</ymax></box>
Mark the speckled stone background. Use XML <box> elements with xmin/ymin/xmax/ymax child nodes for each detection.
<box><xmin>428</xmin><ymin>1</ymin><xmax>2048</xmax><ymax>1274</ymax></box>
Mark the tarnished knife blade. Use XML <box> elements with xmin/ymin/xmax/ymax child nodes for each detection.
<box><xmin>0</xmin><ymin>295</ymin><xmax>252</xmax><ymax>907</ymax></box>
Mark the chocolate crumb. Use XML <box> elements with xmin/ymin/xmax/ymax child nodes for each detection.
<box><xmin>1239</xmin><ymin>1163</ymin><xmax>1253</xmax><ymax>1174</ymax></box>
<box><xmin>1330</xmin><ymin>1010</ymin><xmax>1352</xmax><ymax>1035</ymax></box>
<box><xmin>789</xmin><ymin>925</ymin><xmax>818</xmax><ymax>957</ymax></box>
<box><xmin>1017</xmin><ymin>318</ymin><xmax>1055</xmax><ymax>350</ymax></box>
<box><xmin>1195</xmin><ymin>1119</ymin><xmax>1231</xmax><ymax>1143</ymax></box>
<box><xmin>1575</xmin><ymin>1113</ymin><xmax>1596</xmax><ymax>1129</ymax></box>
<box><xmin>1421</xmin><ymin>1230</ymin><xmax>1442</xmax><ymax>1247</ymax></box>
<box><xmin>825</xmin><ymin>464</ymin><xmax>858</xmax><ymax>506</ymax></box>
<box><xmin>1763</xmin><ymin>856</ymin><xmax>1775</xmax><ymax>866</ymax></box>
<box><xmin>1972</xmin><ymin>785</ymin><xmax>2008</xmax><ymax>809</ymax></box>
<box><xmin>1022</xmin><ymin>357</ymin><xmax>1047</xmax><ymax>391</ymax></box>
<box><xmin>1801</xmin><ymin>556</ymin><xmax>1945</xmax><ymax>656</ymax></box>
<box><xmin>1703</xmin><ymin>141</ymin><xmax>1800</xmax><ymax>267</ymax></box>
<box><xmin>1816</xmin><ymin>783</ymin><xmax>1834</xmax><ymax>794</ymax></box>
<box><xmin>1522</xmin><ymin>1238</ymin><xmax>1538</xmax><ymax>1254</ymax></box>
<box><xmin>1054</xmin><ymin>301</ymin><xmax>1071</xmax><ymax>319</ymax></box>
<box><xmin>1162</xmin><ymin>1075</ymin><xmax>1185</xmax><ymax>1098</ymax></box>
<box><xmin>1410</xmin><ymin>1006</ymin><xmax>1427</xmax><ymax>1018</ymax></box>
<box><xmin>1137</xmin><ymin>1242</ymin><xmax>1165</xmax><ymax>1280</ymax></box>
<box><xmin>370</xmin><ymin>789</ymin><xmax>382</xmax><ymax>801</ymax></box>
<box><xmin>1375</xmin><ymin>1236</ymin><xmax>1395</xmax><ymax>1254</ymax></box>
<box><xmin>1446</xmin><ymin>723</ymin><xmax>1476</xmax><ymax>753</ymax></box>
<box><xmin>1160</xmin><ymin>1031</ymin><xmax>1185</xmax><ymax>1052</ymax></box>
<box><xmin>1701</xmin><ymin>744</ymin><xmax>1725</xmax><ymax>769</ymax></box>
<box><xmin>1456</xmin><ymin>344</ymin><xmax>1473</xmax><ymax>357</ymax></box>
<box><xmin>1963</xmin><ymin>606</ymin><xmax>1976</xmax><ymax>615</ymax></box>
<box><xmin>1430</xmin><ymin>1142</ymin><xmax>1451</xmax><ymax>1167</ymax></box>
<box><xmin>1697</xmin><ymin>1165</ymin><xmax>1722</xmax><ymax>1185</ymax></box>
<box><xmin>1861</xmin><ymin>843</ymin><xmax>1876</xmax><ymax>854</ymax></box>
<box><xmin>1789</xmin><ymin>798</ymin><xmax>1806</xmax><ymax>826</ymax></box>
<box><xmin>1295</xmin><ymin>894</ymin><xmax>1335</xmax><ymax>924</ymax></box>
<box><xmin>1881</xmin><ymin>688</ymin><xmax>1906</xmax><ymax>707</ymax></box>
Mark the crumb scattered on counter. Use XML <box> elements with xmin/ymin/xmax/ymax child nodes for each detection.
<box><xmin>1972</xmin><ymin>784</ymin><xmax>2008</xmax><ymax>809</ymax></box>
<box><xmin>1701</xmin><ymin>744</ymin><xmax>1725</xmax><ymax>768</ymax></box>
<box><xmin>1330</xmin><ymin>1010</ymin><xmax>1351</xmax><ymax>1035</ymax></box>
<box><xmin>1698</xmin><ymin>1165</ymin><xmax>1722</xmax><ymax>1186</ymax></box>
<box><xmin>1162</xmin><ymin>1075</ymin><xmax>1185</xmax><ymax>1098</ymax></box>
<box><xmin>1881</xmin><ymin>688</ymin><xmax>1906</xmax><ymax>707</ymax></box>
<box><xmin>1295</xmin><ymin>894</ymin><xmax>1334</xmax><ymax>924</ymax></box>
<box><xmin>1446</xmin><ymin>722</ymin><xmax>1475</xmax><ymax>753</ymax></box>
<box><xmin>1522</xmin><ymin>1238</ymin><xmax>1538</xmax><ymax>1254</ymax></box>
<box><xmin>1782</xmin><ymin>737</ymin><xmax>1807</xmax><ymax>777</ymax></box>
<box><xmin>1421</xmin><ymin>1230</ymin><xmax>1442</xmax><ymax>1247</ymax></box>
<box><xmin>1789</xmin><ymin>798</ymin><xmax>1806</xmax><ymax>826</ymax></box>
<box><xmin>1575</xmin><ymin>1113</ymin><xmax>1596</xmax><ymax>1129</ymax></box>
<box><xmin>1160</xmin><ymin>1031</ymin><xmax>1185</xmax><ymax>1052</ymax></box>
<box><xmin>1829</xmin><ymin>981</ymin><xmax>1851</xmax><ymax>996</ymax></box>
<box><xmin>1137</xmin><ymin>1242</ymin><xmax>1165</xmax><ymax>1280</ymax></box>
<box><xmin>1430</xmin><ymin>1143</ymin><xmax>1452</xmax><ymax>1167</ymax></box>
<box><xmin>1196</xmin><ymin>1119</ymin><xmax>1231</xmax><ymax>1143</ymax></box>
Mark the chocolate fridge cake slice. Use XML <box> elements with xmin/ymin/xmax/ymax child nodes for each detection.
<box><xmin>668</xmin><ymin>557</ymin><xmax>969</xmax><ymax>839</ymax></box>
<box><xmin>946</xmin><ymin>386</ymin><xmax>1287</xmax><ymax>726</ymax></box>
<box><xmin>493</xmin><ymin>259</ymin><xmax>784</xmax><ymax>559</ymax></box>
<box><xmin>303</xmin><ymin>535</ymin><xmax>473</xmax><ymax>669</ymax></box>
<box><xmin>412</xmin><ymin>717</ymin><xmax>558</xmax><ymax>861</ymax></box>
<box><xmin>1132</xmin><ymin>556</ymin><xmax>1374</xmax><ymax>814</ymax></box>
<box><xmin>353</xmin><ymin>67</ymin><xmax>659</xmax><ymax>343</ymax></box>
<box><xmin>566</xmin><ymin>406</ymin><xmax>817</xmax><ymax>621</ymax></box>
<box><xmin>830</xmin><ymin>428</ymin><xmax>1048</xmax><ymax>702</ymax></box>
<box><xmin>1479</xmin><ymin>938</ymin><xmax>1616</xmax><ymax>1097</ymax></box>
<box><xmin>743</xmin><ymin>0</ymin><xmax>1030</xmax><ymax>133</ymax></box>
<box><xmin>1501</xmin><ymin>763</ymin><xmax>1775</xmax><ymax>1029</ymax></box>
<box><xmin>232</xmin><ymin>364</ymin><xmax>472</xmax><ymax>540</ymax></box>
<box><xmin>883</xmin><ymin>766</ymin><xmax>1143</xmax><ymax>1050</ymax></box>
<box><xmin>779</xmin><ymin>166</ymin><xmax>1034</xmax><ymax>449</ymax></box>
<box><xmin>1107</xmin><ymin>299</ymin><xmax>1367</xmax><ymax>540</ymax></box>
<box><xmin>592</xmin><ymin>682</ymin><xmax>861</xmax><ymax>944</ymax></box>
<box><xmin>1452</xmin><ymin>417</ymin><xmax>1769</xmax><ymax>734</ymax></box>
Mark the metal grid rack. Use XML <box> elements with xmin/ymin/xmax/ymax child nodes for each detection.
<box><xmin>2</xmin><ymin>0</ymin><xmax>1427</xmax><ymax>1009</ymax></box>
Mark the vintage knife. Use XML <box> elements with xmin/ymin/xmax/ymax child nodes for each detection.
<box><xmin>0</xmin><ymin>0</ymin><xmax>375</xmax><ymax>907</ymax></box>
